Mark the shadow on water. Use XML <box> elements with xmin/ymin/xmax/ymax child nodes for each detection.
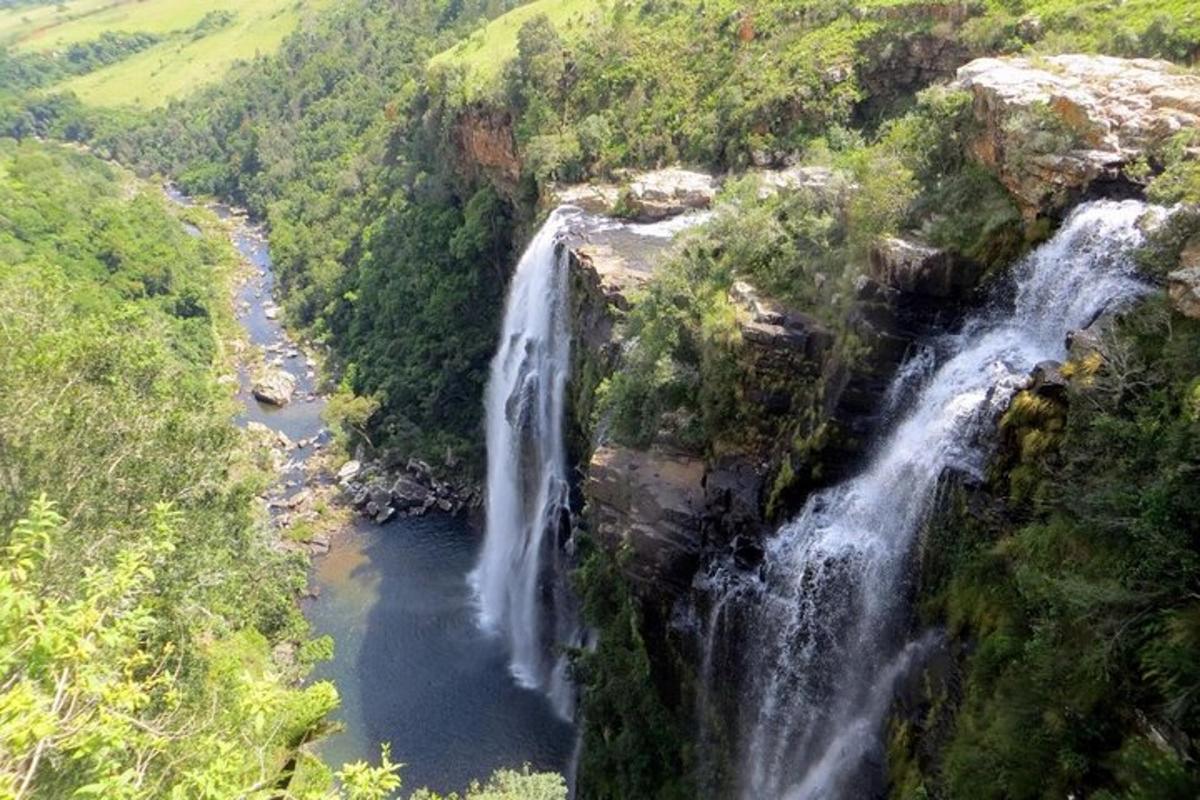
<box><xmin>307</xmin><ymin>515</ymin><xmax>575</xmax><ymax>794</ymax></box>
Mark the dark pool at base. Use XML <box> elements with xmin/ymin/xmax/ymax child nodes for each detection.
<box><xmin>166</xmin><ymin>186</ymin><xmax>574</xmax><ymax>794</ymax></box>
<box><xmin>305</xmin><ymin>515</ymin><xmax>576</xmax><ymax>794</ymax></box>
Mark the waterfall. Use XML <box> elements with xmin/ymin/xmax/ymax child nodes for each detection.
<box><xmin>708</xmin><ymin>200</ymin><xmax>1156</xmax><ymax>799</ymax></box>
<box><xmin>471</xmin><ymin>206</ymin><xmax>581</xmax><ymax>720</ymax></box>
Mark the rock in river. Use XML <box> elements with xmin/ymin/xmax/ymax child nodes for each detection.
<box><xmin>252</xmin><ymin>369</ymin><xmax>297</xmax><ymax>406</ymax></box>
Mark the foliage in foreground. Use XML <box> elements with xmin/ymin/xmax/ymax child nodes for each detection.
<box><xmin>0</xmin><ymin>138</ymin><xmax>564</xmax><ymax>799</ymax></box>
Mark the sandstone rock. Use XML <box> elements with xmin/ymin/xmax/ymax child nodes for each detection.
<box><xmin>730</xmin><ymin>281</ymin><xmax>833</xmax><ymax>359</ymax></box>
<box><xmin>454</xmin><ymin>108</ymin><xmax>520</xmax><ymax>199</ymax></box>
<box><xmin>955</xmin><ymin>55</ymin><xmax>1200</xmax><ymax>220</ymax></box>
<box><xmin>246</xmin><ymin>421</ymin><xmax>273</xmax><ymax>439</ymax></box>
<box><xmin>705</xmin><ymin>456</ymin><xmax>766</xmax><ymax>543</ymax></box>
<box><xmin>869</xmin><ymin>236</ymin><xmax>982</xmax><ymax>300</ymax></box>
<box><xmin>557</xmin><ymin>167</ymin><xmax>716</xmax><ymax>222</ymax></box>
<box><xmin>556</xmin><ymin>182</ymin><xmax>622</xmax><ymax>215</ymax></box>
<box><xmin>252</xmin><ymin>369</ymin><xmax>297</xmax><ymax>406</ymax></box>
<box><xmin>1168</xmin><ymin>267</ymin><xmax>1200</xmax><ymax>319</ymax></box>
<box><xmin>285</xmin><ymin>488</ymin><xmax>312</xmax><ymax>510</ymax></box>
<box><xmin>585</xmin><ymin>444</ymin><xmax>706</xmax><ymax>595</ymax></box>
<box><xmin>619</xmin><ymin>168</ymin><xmax>717</xmax><ymax>222</ymax></box>
<box><xmin>752</xmin><ymin>166</ymin><xmax>845</xmax><ymax>200</ymax></box>
<box><xmin>336</xmin><ymin>459</ymin><xmax>362</xmax><ymax>483</ymax></box>
<box><xmin>1067</xmin><ymin>312</ymin><xmax>1117</xmax><ymax>361</ymax></box>
<box><xmin>571</xmin><ymin>244</ymin><xmax>650</xmax><ymax>312</ymax></box>
<box><xmin>368</xmin><ymin>482</ymin><xmax>391</xmax><ymax>511</ymax></box>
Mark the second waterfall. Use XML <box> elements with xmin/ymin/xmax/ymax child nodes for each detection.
<box><xmin>472</xmin><ymin>206</ymin><xmax>581</xmax><ymax>720</ymax></box>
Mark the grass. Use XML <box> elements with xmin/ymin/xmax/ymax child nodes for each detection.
<box><xmin>429</xmin><ymin>0</ymin><xmax>606</xmax><ymax>99</ymax></box>
<box><xmin>0</xmin><ymin>0</ymin><xmax>336</xmax><ymax>108</ymax></box>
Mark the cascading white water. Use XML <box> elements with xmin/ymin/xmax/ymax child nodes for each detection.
<box><xmin>713</xmin><ymin>200</ymin><xmax>1156</xmax><ymax>799</ymax></box>
<box><xmin>471</xmin><ymin>206</ymin><xmax>581</xmax><ymax>720</ymax></box>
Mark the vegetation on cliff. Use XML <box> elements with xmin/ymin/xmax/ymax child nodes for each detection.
<box><xmin>898</xmin><ymin>284</ymin><xmax>1200</xmax><ymax>798</ymax></box>
<box><xmin>3</xmin><ymin>1</ymin><xmax>1199</xmax><ymax>798</ymax></box>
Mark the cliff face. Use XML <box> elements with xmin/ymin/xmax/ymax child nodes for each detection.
<box><xmin>956</xmin><ymin>55</ymin><xmax>1200</xmax><ymax>222</ymax></box>
<box><xmin>559</xmin><ymin>53</ymin><xmax>1200</xmax><ymax>799</ymax></box>
<box><xmin>452</xmin><ymin>107</ymin><xmax>522</xmax><ymax>201</ymax></box>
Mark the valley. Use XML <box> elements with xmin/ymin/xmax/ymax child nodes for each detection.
<box><xmin>2</xmin><ymin>1</ymin><xmax>1199</xmax><ymax>799</ymax></box>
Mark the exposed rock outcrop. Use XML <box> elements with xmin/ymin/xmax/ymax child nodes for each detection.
<box><xmin>869</xmin><ymin>236</ymin><xmax>982</xmax><ymax>301</ymax></box>
<box><xmin>454</xmin><ymin>107</ymin><xmax>521</xmax><ymax>199</ymax></box>
<box><xmin>729</xmin><ymin>280</ymin><xmax>833</xmax><ymax>418</ymax></box>
<box><xmin>1168</xmin><ymin>236</ymin><xmax>1200</xmax><ymax>319</ymax></box>
<box><xmin>557</xmin><ymin>168</ymin><xmax>717</xmax><ymax>221</ymax></box>
<box><xmin>340</xmin><ymin>456</ymin><xmax>476</xmax><ymax>524</ymax></box>
<box><xmin>252</xmin><ymin>369</ymin><xmax>297</xmax><ymax>406</ymax></box>
<box><xmin>619</xmin><ymin>168</ymin><xmax>717</xmax><ymax>221</ymax></box>
<box><xmin>956</xmin><ymin>55</ymin><xmax>1200</xmax><ymax>221</ymax></box>
<box><xmin>751</xmin><ymin>166</ymin><xmax>845</xmax><ymax>200</ymax></box>
<box><xmin>1168</xmin><ymin>267</ymin><xmax>1200</xmax><ymax>320</ymax></box>
<box><xmin>585</xmin><ymin>444</ymin><xmax>706</xmax><ymax>594</ymax></box>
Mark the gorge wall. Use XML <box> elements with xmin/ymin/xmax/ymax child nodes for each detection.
<box><xmin>542</xmin><ymin>54</ymin><xmax>1200</xmax><ymax>799</ymax></box>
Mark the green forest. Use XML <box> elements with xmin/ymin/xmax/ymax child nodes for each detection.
<box><xmin>1</xmin><ymin>0</ymin><xmax>1198</xmax><ymax>798</ymax></box>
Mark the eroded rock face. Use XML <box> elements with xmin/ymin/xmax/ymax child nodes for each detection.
<box><xmin>729</xmin><ymin>281</ymin><xmax>833</xmax><ymax>416</ymax></box>
<box><xmin>956</xmin><ymin>55</ymin><xmax>1200</xmax><ymax>220</ymax></box>
<box><xmin>454</xmin><ymin>108</ymin><xmax>521</xmax><ymax>198</ymax></box>
<box><xmin>252</xmin><ymin>369</ymin><xmax>297</xmax><ymax>406</ymax></box>
<box><xmin>869</xmin><ymin>236</ymin><xmax>982</xmax><ymax>300</ymax></box>
<box><xmin>586</xmin><ymin>444</ymin><xmax>706</xmax><ymax>594</ymax></box>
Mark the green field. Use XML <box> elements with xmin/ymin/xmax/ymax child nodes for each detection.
<box><xmin>0</xmin><ymin>0</ymin><xmax>335</xmax><ymax>107</ymax></box>
<box><xmin>429</xmin><ymin>0</ymin><xmax>607</xmax><ymax>100</ymax></box>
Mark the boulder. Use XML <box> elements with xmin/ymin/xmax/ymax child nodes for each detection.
<box><xmin>252</xmin><ymin>369</ymin><xmax>297</xmax><ymax>406</ymax></box>
<box><xmin>1168</xmin><ymin>267</ymin><xmax>1200</xmax><ymax>320</ymax></box>
<box><xmin>558</xmin><ymin>167</ymin><xmax>717</xmax><ymax>222</ymax></box>
<box><xmin>585</xmin><ymin>444</ymin><xmax>706</xmax><ymax>596</ymax></box>
<box><xmin>869</xmin><ymin>236</ymin><xmax>982</xmax><ymax>300</ymax></box>
<box><xmin>1027</xmin><ymin>360</ymin><xmax>1069</xmax><ymax>400</ymax></box>
<box><xmin>622</xmin><ymin>168</ymin><xmax>716</xmax><ymax>221</ymax></box>
<box><xmin>390</xmin><ymin>476</ymin><xmax>429</xmax><ymax>511</ymax></box>
<box><xmin>336</xmin><ymin>459</ymin><xmax>362</xmax><ymax>483</ymax></box>
<box><xmin>955</xmin><ymin>55</ymin><xmax>1200</xmax><ymax>220</ymax></box>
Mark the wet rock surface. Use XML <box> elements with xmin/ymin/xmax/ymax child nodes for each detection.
<box><xmin>341</xmin><ymin>456</ymin><xmax>478</xmax><ymax>525</ymax></box>
<box><xmin>586</xmin><ymin>443</ymin><xmax>707</xmax><ymax>594</ymax></box>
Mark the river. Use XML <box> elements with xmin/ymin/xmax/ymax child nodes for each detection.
<box><xmin>168</xmin><ymin>187</ymin><xmax>574</xmax><ymax>795</ymax></box>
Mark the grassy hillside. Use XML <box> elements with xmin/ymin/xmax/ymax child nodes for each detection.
<box><xmin>0</xmin><ymin>0</ymin><xmax>335</xmax><ymax>107</ymax></box>
<box><xmin>429</xmin><ymin>0</ymin><xmax>605</xmax><ymax>100</ymax></box>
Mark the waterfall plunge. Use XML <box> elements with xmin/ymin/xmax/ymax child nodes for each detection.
<box><xmin>706</xmin><ymin>200</ymin><xmax>1156</xmax><ymax>799</ymax></box>
<box><xmin>472</xmin><ymin>206</ymin><xmax>580</xmax><ymax>721</ymax></box>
